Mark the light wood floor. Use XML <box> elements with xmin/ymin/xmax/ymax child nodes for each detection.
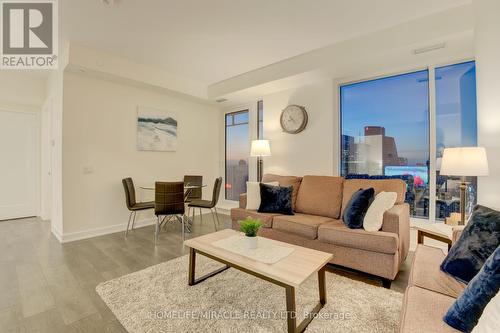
<box><xmin>0</xmin><ymin>214</ymin><xmax>411</xmax><ymax>332</ymax></box>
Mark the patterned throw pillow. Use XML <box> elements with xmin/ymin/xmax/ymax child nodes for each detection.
<box><xmin>441</xmin><ymin>205</ymin><xmax>500</xmax><ymax>284</ymax></box>
<box><xmin>258</xmin><ymin>183</ymin><xmax>294</xmax><ymax>215</ymax></box>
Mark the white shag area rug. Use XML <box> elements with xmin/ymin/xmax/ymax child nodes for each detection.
<box><xmin>96</xmin><ymin>255</ymin><xmax>403</xmax><ymax>333</ymax></box>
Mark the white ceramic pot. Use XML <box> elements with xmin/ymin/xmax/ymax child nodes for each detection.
<box><xmin>246</xmin><ymin>236</ymin><xmax>258</xmax><ymax>249</ymax></box>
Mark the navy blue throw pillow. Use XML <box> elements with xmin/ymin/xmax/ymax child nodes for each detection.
<box><xmin>441</xmin><ymin>205</ymin><xmax>500</xmax><ymax>284</ymax></box>
<box><xmin>444</xmin><ymin>246</ymin><xmax>500</xmax><ymax>332</ymax></box>
<box><xmin>342</xmin><ymin>188</ymin><xmax>375</xmax><ymax>229</ymax></box>
<box><xmin>258</xmin><ymin>183</ymin><xmax>294</xmax><ymax>215</ymax></box>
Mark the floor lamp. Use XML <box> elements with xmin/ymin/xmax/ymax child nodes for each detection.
<box><xmin>250</xmin><ymin>140</ymin><xmax>271</xmax><ymax>182</ymax></box>
<box><xmin>440</xmin><ymin>147</ymin><xmax>489</xmax><ymax>225</ymax></box>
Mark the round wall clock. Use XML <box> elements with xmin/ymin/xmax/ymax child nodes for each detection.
<box><xmin>280</xmin><ymin>104</ymin><xmax>308</xmax><ymax>134</ymax></box>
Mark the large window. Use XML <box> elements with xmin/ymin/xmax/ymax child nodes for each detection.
<box><xmin>225</xmin><ymin>110</ymin><xmax>249</xmax><ymax>201</ymax></box>
<box><xmin>435</xmin><ymin>61</ymin><xmax>478</xmax><ymax>220</ymax></box>
<box><xmin>341</xmin><ymin>70</ymin><xmax>430</xmax><ymax>218</ymax></box>
<box><xmin>340</xmin><ymin>61</ymin><xmax>478</xmax><ymax>220</ymax></box>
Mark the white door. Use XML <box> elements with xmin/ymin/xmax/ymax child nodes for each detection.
<box><xmin>0</xmin><ymin>110</ymin><xmax>39</xmax><ymax>220</ymax></box>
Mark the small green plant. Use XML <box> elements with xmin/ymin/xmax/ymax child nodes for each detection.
<box><xmin>239</xmin><ymin>217</ymin><xmax>262</xmax><ymax>237</ymax></box>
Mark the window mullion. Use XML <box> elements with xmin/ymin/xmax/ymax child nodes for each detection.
<box><xmin>428</xmin><ymin>66</ymin><xmax>437</xmax><ymax>223</ymax></box>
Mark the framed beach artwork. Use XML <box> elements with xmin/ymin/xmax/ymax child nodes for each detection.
<box><xmin>137</xmin><ymin>107</ymin><xmax>178</xmax><ymax>151</ymax></box>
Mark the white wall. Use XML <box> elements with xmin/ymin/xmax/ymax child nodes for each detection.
<box><xmin>45</xmin><ymin>69</ymin><xmax>65</xmax><ymax>238</ymax></box>
<box><xmin>262</xmin><ymin>80</ymin><xmax>336</xmax><ymax>176</ymax></box>
<box><xmin>61</xmin><ymin>72</ymin><xmax>220</xmax><ymax>239</ymax></box>
<box><xmin>0</xmin><ymin>71</ymin><xmax>46</xmax><ymax>109</ymax></box>
<box><xmin>475</xmin><ymin>0</ymin><xmax>500</xmax><ymax>210</ymax></box>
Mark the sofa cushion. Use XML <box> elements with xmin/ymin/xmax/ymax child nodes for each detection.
<box><xmin>230</xmin><ymin>208</ymin><xmax>281</xmax><ymax>228</ymax></box>
<box><xmin>318</xmin><ymin>221</ymin><xmax>398</xmax><ymax>254</ymax></box>
<box><xmin>295</xmin><ymin>175</ymin><xmax>344</xmax><ymax>219</ymax></box>
<box><xmin>410</xmin><ymin>245</ymin><xmax>466</xmax><ymax>298</ymax></box>
<box><xmin>272</xmin><ymin>213</ymin><xmax>333</xmax><ymax>240</ymax></box>
<box><xmin>262</xmin><ymin>174</ymin><xmax>302</xmax><ymax>209</ymax></box>
<box><xmin>342</xmin><ymin>179</ymin><xmax>406</xmax><ymax>215</ymax></box>
<box><xmin>400</xmin><ymin>286</ymin><xmax>460</xmax><ymax>333</ymax></box>
<box><xmin>441</xmin><ymin>204</ymin><xmax>500</xmax><ymax>284</ymax></box>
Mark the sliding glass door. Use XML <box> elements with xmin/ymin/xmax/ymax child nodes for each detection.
<box><xmin>340</xmin><ymin>61</ymin><xmax>478</xmax><ymax>220</ymax></box>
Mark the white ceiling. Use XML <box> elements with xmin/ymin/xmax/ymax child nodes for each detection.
<box><xmin>60</xmin><ymin>0</ymin><xmax>471</xmax><ymax>85</ymax></box>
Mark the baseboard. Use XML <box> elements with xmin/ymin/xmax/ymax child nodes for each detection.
<box><xmin>59</xmin><ymin>218</ymin><xmax>156</xmax><ymax>243</ymax></box>
<box><xmin>51</xmin><ymin>224</ymin><xmax>63</xmax><ymax>243</ymax></box>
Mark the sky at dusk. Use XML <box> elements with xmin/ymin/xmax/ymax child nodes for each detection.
<box><xmin>341</xmin><ymin>61</ymin><xmax>477</xmax><ymax>165</ymax></box>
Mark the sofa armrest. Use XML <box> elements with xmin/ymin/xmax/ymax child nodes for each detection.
<box><xmin>239</xmin><ymin>193</ymin><xmax>247</xmax><ymax>209</ymax></box>
<box><xmin>452</xmin><ymin>225</ymin><xmax>465</xmax><ymax>244</ymax></box>
<box><xmin>382</xmin><ymin>203</ymin><xmax>410</xmax><ymax>262</ymax></box>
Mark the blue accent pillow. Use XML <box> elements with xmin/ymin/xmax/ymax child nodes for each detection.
<box><xmin>441</xmin><ymin>205</ymin><xmax>500</xmax><ymax>284</ymax></box>
<box><xmin>258</xmin><ymin>183</ymin><xmax>294</xmax><ymax>215</ymax></box>
<box><xmin>342</xmin><ymin>188</ymin><xmax>375</xmax><ymax>229</ymax></box>
<box><xmin>444</xmin><ymin>246</ymin><xmax>500</xmax><ymax>332</ymax></box>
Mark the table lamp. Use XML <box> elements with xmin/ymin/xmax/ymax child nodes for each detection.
<box><xmin>440</xmin><ymin>147</ymin><xmax>489</xmax><ymax>225</ymax></box>
<box><xmin>250</xmin><ymin>140</ymin><xmax>271</xmax><ymax>182</ymax></box>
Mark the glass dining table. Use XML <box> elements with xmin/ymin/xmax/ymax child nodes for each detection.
<box><xmin>139</xmin><ymin>184</ymin><xmax>207</xmax><ymax>233</ymax></box>
<box><xmin>139</xmin><ymin>184</ymin><xmax>207</xmax><ymax>201</ymax></box>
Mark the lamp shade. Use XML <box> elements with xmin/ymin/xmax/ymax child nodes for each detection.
<box><xmin>250</xmin><ymin>140</ymin><xmax>271</xmax><ymax>157</ymax></box>
<box><xmin>440</xmin><ymin>147</ymin><xmax>489</xmax><ymax>176</ymax></box>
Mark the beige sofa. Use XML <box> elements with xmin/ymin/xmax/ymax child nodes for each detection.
<box><xmin>230</xmin><ymin>174</ymin><xmax>410</xmax><ymax>287</ymax></box>
<box><xmin>400</xmin><ymin>230</ymin><xmax>465</xmax><ymax>332</ymax></box>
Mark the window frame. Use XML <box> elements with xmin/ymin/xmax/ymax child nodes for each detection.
<box><xmin>224</xmin><ymin>109</ymin><xmax>250</xmax><ymax>201</ymax></box>
<box><xmin>336</xmin><ymin>58</ymin><xmax>476</xmax><ymax>222</ymax></box>
<box><xmin>257</xmin><ymin>100</ymin><xmax>264</xmax><ymax>140</ymax></box>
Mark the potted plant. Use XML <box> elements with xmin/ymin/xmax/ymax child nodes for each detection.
<box><xmin>239</xmin><ymin>217</ymin><xmax>262</xmax><ymax>249</ymax></box>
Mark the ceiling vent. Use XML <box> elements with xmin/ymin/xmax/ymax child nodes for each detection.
<box><xmin>413</xmin><ymin>43</ymin><xmax>446</xmax><ymax>55</ymax></box>
<box><xmin>215</xmin><ymin>98</ymin><xmax>228</xmax><ymax>103</ymax></box>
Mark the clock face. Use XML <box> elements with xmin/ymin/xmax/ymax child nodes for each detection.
<box><xmin>280</xmin><ymin>105</ymin><xmax>308</xmax><ymax>134</ymax></box>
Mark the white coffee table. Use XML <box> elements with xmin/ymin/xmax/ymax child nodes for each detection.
<box><xmin>184</xmin><ymin>229</ymin><xmax>333</xmax><ymax>333</ymax></box>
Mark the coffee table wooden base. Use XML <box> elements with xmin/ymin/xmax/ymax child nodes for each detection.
<box><xmin>187</xmin><ymin>247</ymin><xmax>327</xmax><ymax>333</ymax></box>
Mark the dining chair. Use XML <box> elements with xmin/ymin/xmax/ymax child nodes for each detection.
<box><xmin>122</xmin><ymin>178</ymin><xmax>154</xmax><ymax>237</ymax></box>
<box><xmin>154</xmin><ymin>181</ymin><xmax>186</xmax><ymax>244</ymax></box>
<box><xmin>188</xmin><ymin>177</ymin><xmax>222</xmax><ymax>231</ymax></box>
<box><xmin>184</xmin><ymin>175</ymin><xmax>203</xmax><ymax>222</ymax></box>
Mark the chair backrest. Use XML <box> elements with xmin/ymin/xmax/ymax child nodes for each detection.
<box><xmin>210</xmin><ymin>177</ymin><xmax>223</xmax><ymax>207</ymax></box>
<box><xmin>155</xmin><ymin>181</ymin><xmax>185</xmax><ymax>216</ymax></box>
<box><xmin>183</xmin><ymin>175</ymin><xmax>203</xmax><ymax>201</ymax></box>
<box><xmin>122</xmin><ymin>178</ymin><xmax>136</xmax><ymax>210</ymax></box>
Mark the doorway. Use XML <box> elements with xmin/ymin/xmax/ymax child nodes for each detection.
<box><xmin>0</xmin><ymin>109</ymin><xmax>39</xmax><ymax>220</ymax></box>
